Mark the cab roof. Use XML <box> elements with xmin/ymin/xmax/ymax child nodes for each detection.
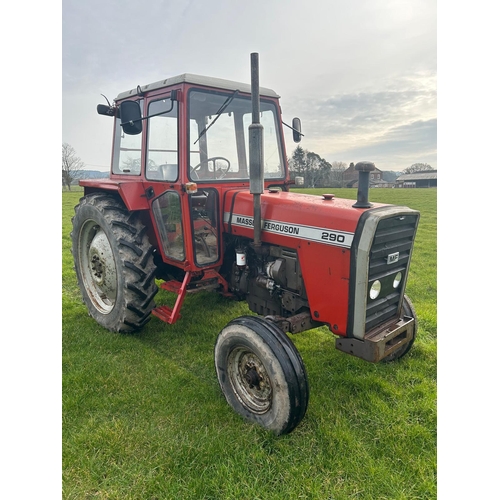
<box><xmin>115</xmin><ymin>73</ymin><xmax>280</xmax><ymax>101</ymax></box>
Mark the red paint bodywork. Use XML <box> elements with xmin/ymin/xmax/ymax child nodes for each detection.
<box><xmin>223</xmin><ymin>190</ymin><xmax>386</xmax><ymax>336</ymax></box>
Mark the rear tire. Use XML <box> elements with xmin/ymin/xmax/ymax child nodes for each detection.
<box><xmin>215</xmin><ymin>316</ymin><xmax>309</xmax><ymax>435</ymax></box>
<box><xmin>71</xmin><ymin>193</ymin><xmax>158</xmax><ymax>333</ymax></box>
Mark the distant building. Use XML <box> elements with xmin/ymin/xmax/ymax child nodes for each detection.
<box><xmin>342</xmin><ymin>162</ymin><xmax>387</xmax><ymax>188</ymax></box>
<box><xmin>395</xmin><ymin>170</ymin><xmax>437</xmax><ymax>188</ymax></box>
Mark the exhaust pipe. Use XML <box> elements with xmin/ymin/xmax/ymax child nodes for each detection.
<box><xmin>352</xmin><ymin>161</ymin><xmax>375</xmax><ymax>208</ymax></box>
<box><xmin>249</xmin><ymin>52</ymin><xmax>264</xmax><ymax>246</ymax></box>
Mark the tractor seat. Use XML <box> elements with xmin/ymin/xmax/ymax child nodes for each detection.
<box><xmin>159</xmin><ymin>164</ymin><xmax>178</xmax><ymax>181</ymax></box>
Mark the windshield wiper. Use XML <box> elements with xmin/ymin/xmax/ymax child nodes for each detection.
<box><xmin>194</xmin><ymin>89</ymin><xmax>239</xmax><ymax>144</ymax></box>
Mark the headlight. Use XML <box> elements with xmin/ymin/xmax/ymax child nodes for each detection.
<box><xmin>369</xmin><ymin>280</ymin><xmax>382</xmax><ymax>299</ymax></box>
<box><xmin>393</xmin><ymin>272</ymin><xmax>402</xmax><ymax>289</ymax></box>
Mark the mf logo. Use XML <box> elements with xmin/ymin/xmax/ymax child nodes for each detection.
<box><xmin>387</xmin><ymin>252</ymin><xmax>400</xmax><ymax>264</ymax></box>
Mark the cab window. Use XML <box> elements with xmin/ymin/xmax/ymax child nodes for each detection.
<box><xmin>146</xmin><ymin>97</ymin><xmax>178</xmax><ymax>181</ymax></box>
<box><xmin>151</xmin><ymin>191</ymin><xmax>185</xmax><ymax>261</ymax></box>
<box><xmin>188</xmin><ymin>89</ymin><xmax>284</xmax><ymax>181</ymax></box>
<box><xmin>112</xmin><ymin>99</ymin><xmax>143</xmax><ymax>175</ymax></box>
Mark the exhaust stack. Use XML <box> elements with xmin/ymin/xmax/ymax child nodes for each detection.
<box><xmin>352</xmin><ymin>161</ymin><xmax>375</xmax><ymax>208</ymax></box>
<box><xmin>249</xmin><ymin>52</ymin><xmax>264</xmax><ymax>246</ymax></box>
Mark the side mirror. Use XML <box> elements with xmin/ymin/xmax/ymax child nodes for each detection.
<box><xmin>292</xmin><ymin>117</ymin><xmax>302</xmax><ymax>143</ymax></box>
<box><xmin>97</xmin><ymin>104</ymin><xmax>116</xmax><ymax>116</ymax></box>
<box><xmin>294</xmin><ymin>176</ymin><xmax>304</xmax><ymax>186</ymax></box>
<box><xmin>120</xmin><ymin>101</ymin><xmax>143</xmax><ymax>135</ymax></box>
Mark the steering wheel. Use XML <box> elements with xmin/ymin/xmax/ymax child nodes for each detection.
<box><xmin>191</xmin><ymin>157</ymin><xmax>231</xmax><ymax>179</ymax></box>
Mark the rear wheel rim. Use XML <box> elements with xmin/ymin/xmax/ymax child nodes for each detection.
<box><xmin>227</xmin><ymin>347</ymin><xmax>272</xmax><ymax>414</ymax></box>
<box><xmin>78</xmin><ymin>220</ymin><xmax>118</xmax><ymax>314</ymax></box>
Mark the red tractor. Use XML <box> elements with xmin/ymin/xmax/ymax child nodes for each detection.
<box><xmin>72</xmin><ymin>53</ymin><xmax>419</xmax><ymax>435</ymax></box>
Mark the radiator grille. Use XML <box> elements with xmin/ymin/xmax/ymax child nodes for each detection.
<box><xmin>365</xmin><ymin>214</ymin><xmax>419</xmax><ymax>331</ymax></box>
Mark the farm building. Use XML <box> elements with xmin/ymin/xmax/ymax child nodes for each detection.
<box><xmin>395</xmin><ymin>170</ymin><xmax>437</xmax><ymax>188</ymax></box>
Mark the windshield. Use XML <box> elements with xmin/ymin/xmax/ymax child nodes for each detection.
<box><xmin>188</xmin><ymin>89</ymin><xmax>284</xmax><ymax>181</ymax></box>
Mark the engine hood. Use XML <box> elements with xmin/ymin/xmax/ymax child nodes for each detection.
<box><xmin>223</xmin><ymin>190</ymin><xmax>387</xmax><ymax>249</ymax></box>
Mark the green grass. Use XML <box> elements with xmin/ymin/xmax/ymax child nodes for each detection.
<box><xmin>63</xmin><ymin>188</ymin><xmax>436</xmax><ymax>499</ymax></box>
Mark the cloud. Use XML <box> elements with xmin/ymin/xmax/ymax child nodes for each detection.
<box><xmin>283</xmin><ymin>72</ymin><xmax>436</xmax><ymax>170</ymax></box>
<box><xmin>331</xmin><ymin>118</ymin><xmax>437</xmax><ymax>166</ymax></box>
<box><xmin>62</xmin><ymin>0</ymin><xmax>436</xmax><ymax>173</ymax></box>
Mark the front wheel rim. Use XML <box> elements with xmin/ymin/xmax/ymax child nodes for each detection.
<box><xmin>227</xmin><ymin>347</ymin><xmax>272</xmax><ymax>414</ymax></box>
<box><xmin>78</xmin><ymin>220</ymin><xmax>118</xmax><ymax>314</ymax></box>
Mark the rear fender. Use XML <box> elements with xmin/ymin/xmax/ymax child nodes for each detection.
<box><xmin>80</xmin><ymin>179</ymin><xmax>150</xmax><ymax>211</ymax></box>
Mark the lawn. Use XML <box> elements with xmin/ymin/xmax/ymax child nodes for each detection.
<box><xmin>62</xmin><ymin>188</ymin><xmax>437</xmax><ymax>499</ymax></box>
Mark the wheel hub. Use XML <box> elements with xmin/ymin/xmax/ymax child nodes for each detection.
<box><xmin>78</xmin><ymin>221</ymin><xmax>118</xmax><ymax>314</ymax></box>
<box><xmin>244</xmin><ymin>363</ymin><xmax>262</xmax><ymax>389</ymax></box>
<box><xmin>91</xmin><ymin>254</ymin><xmax>104</xmax><ymax>279</ymax></box>
<box><xmin>227</xmin><ymin>348</ymin><xmax>272</xmax><ymax>414</ymax></box>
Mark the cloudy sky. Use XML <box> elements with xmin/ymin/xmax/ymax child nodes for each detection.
<box><xmin>62</xmin><ymin>0</ymin><xmax>436</xmax><ymax>172</ymax></box>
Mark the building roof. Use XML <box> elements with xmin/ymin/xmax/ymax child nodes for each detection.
<box><xmin>396</xmin><ymin>170</ymin><xmax>437</xmax><ymax>181</ymax></box>
<box><xmin>115</xmin><ymin>73</ymin><xmax>279</xmax><ymax>101</ymax></box>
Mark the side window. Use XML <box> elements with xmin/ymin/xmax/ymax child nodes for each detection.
<box><xmin>146</xmin><ymin>97</ymin><xmax>178</xmax><ymax>181</ymax></box>
<box><xmin>112</xmin><ymin>100</ymin><xmax>143</xmax><ymax>175</ymax></box>
<box><xmin>151</xmin><ymin>191</ymin><xmax>185</xmax><ymax>261</ymax></box>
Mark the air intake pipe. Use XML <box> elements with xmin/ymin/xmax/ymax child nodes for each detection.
<box><xmin>249</xmin><ymin>52</ymin><xmax>264</xmax><ymax>247</ymax></box>
<box><xmin>352</xmin><ymin>161</ymin><xmax>375</xmax><ymax>208</ymax></box>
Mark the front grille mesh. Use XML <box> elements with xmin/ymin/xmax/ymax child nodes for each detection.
<box><xmin>365</xmin><ymin>214</ymin><xmax>418</xmax><ymax>331</ymax></box>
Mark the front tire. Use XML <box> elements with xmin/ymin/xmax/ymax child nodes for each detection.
<box><xmin>71</xmin><ymin>193</ymin><xmax>158</xmax><ymax>333</ymax></box>
<box><xmin>215</xmin><ymin>316</ymin><xmax>309</xmax><ymax>435</ymax></box>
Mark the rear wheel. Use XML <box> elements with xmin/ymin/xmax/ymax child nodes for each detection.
<box><xmin>215</xmin><ymin>316</ymin><xmax>309</xmax><ymax>435</ymax></box>
<box><xmin>71</xmin><ymin>193</ymin><xmax>158</xmax><ymax>332</ymax></box>
<box><xmin>383</xmin><ymin>295</ymin><xmax>418</xmax><ymax>362</ymax></box>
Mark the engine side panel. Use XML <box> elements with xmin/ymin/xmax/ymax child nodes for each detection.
<box><xmin>223</xmin><ymin>190</ymin><xmax>385</xmax><ymax>336</ymax></box>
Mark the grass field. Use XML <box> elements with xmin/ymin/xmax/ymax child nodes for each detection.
<box><xmin>62</xmin><ymin>188</ymin><xmax>436</xmax><ymax>499</ymax></box>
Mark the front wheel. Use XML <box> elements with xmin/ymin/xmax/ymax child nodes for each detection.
<box><xmin>71</xmin><ymin>193</ymin><xmax>158</xmax><ymax>333</ymax></box>
<box><xmin>214</xmin><ymin>316</ymin><xmax>309</xmax><ymax>435</ymax></box>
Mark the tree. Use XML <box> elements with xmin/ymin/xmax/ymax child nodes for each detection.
<box><xmin>304</xmin><ymin>151</ymin><xmax>324</xmax><ymax>188</ymax></box>
<box><xmin>330</xmin><ymin>161</ymin><xmax>347</xmax><ymax>187</ymax></box>
<box><xmin>62</xmin><ymin>143</ymin><xmax>85</xmax><ymax>190</ymax></box>
<box><xmin>288</xmin><ymin>146</ymin><xmax>335</xmax><ymax>188</ymax></box>
<box><xmin>288</xmin><ymin>145</ymin><xmax>306</xmax><ymax>179</ymax></box>
<box><xmin>382</xmin><ymin>171</ymin><xmax>400</xmax><ymax>183</ymax></box>
<box><xmin>403</xmin><ymin>163</ymin><xmax>433</xmax><ymax>174</ymax></box>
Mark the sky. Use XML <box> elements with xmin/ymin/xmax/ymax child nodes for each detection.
<box><xmin>62</xmin><ymin>0</ymin><xmax>436</xmax><ymax>172</ymax></box>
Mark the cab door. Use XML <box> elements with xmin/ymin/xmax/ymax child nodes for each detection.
<box><xmin>146</xmin><ymin>92</ymin><xmax>220</xmax><ymax>269</ymax></box>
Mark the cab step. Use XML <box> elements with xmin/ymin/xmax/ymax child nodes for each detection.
<box><xmin>151</xmin><ymin>269</ymin><xmax>231</xmax><ymax>325</ymax></box>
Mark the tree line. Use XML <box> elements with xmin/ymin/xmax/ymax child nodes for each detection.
<box><xmin>63</xmin><ymin>142</ymin><xmax>434</xmax><ymax>190</ymax></box>
<box><xmin>288</xmin><ymin>146</ymin><xmax>347</xmax><ymax>188</ymax></box>
<box><xmin>288</xmin><ymin>145</ymin><xmax>434</xmax><ymax>188</ymax></box>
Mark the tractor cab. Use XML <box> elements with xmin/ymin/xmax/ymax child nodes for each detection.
<box><xmin>107</xmin><ymin>74</ymin><xmax>289</xmax><ymax>182</ymax></box>
<box><xmin>90</xmin><ymin>73</ymin><xmax>301</xmax><ymax>322</ymax></box>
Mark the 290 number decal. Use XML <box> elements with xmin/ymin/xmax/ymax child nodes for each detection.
<box><xmin>321</xmin><ymin>231</ymin><xmax>345</xmax><ymax>243</ymax></box>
